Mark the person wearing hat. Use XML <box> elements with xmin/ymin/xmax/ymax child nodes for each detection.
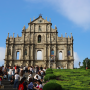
<box><xmin>34</xmin><ymin>80</ymin><xmax>43</xmax><ymax>90</ymax></box>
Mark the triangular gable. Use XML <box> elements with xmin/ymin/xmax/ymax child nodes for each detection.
<box><xmin>28</xmin><ymin>16</ymin><xmax>52</xmax><ymax>25</ymax></box>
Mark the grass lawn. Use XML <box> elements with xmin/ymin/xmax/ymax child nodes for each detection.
<box><xmin>51</xmin><ymin>69</ymin><xmax>90</xmax><ymax>90</ymax></box>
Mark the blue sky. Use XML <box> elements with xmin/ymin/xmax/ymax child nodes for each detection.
<box><xmin>0</xmin><ymin>0</ymin><xmax>90</xmax><ymax>68</ymax></box>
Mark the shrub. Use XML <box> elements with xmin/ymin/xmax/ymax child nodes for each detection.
<box><xmin>46</xmin><ymin>71</ymin><xmax>53</xmax><ymax>75</ymax></box>
<box><xmin>44</xmin><ymin>74</ymin><xmax>56</xmax><ymax>82</ymax></box>
<box><xmin>46</xmin><ymin>68</ymin><xmax>52</xmax><ymax>71</ymax></box>
<box><xmin>43</xmin><ymin>82</ymin><xmax>63</xmax><ymax>90</ymax></box>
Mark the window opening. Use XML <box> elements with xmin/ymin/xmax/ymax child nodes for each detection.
<box><xmin>59</xmin><ymin>51</ymin><xmax>62</xmax><ymax>60</ymax></box>
<box><xmin>17</xmin><ymin>51</ymin><xmax>20</xmax><ymax>60</ymax></box>
<box><xmin>67</xmin><ymin>50</ymin><xmax>70</xmax><ymax>56</ymax></box>
<box><xmin>38</xmin><ymin>35</ymin><xmax>41</xmax><ymax>43</ymax></box>
<box><xmin>37</xmin><ymin>50</ymin><xmax>42</xmax><ymax>60</ymax></box>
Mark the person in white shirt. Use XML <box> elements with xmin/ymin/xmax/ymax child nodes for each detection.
<box><xmin>27</xmin><ymin>71</ymin><xmax>32</xmax><ymax>81</ymax></box>
<box><xmin>43</xmin><ymin>67</ymin><xmax>46</xmax><ymax>72</ymax></box>
<box><xmin>13</xmin><ymin>72</ymin><xmax>20</xmax><ymax>89</ymax></box>
<box><xmin>34</xmin><ymin>74</ymin><xmax>41</xmax><ymax>80</ymax></box>
<box><xmin>8</xmin><ymin>67</ymin><xmax>12</xmax><ymax>81</ymax></box>
<box><xmin>23</xmin><ymin>66</ymin><xmax>26</xmax><ymax>73</ymax></box>
<box><xmin>30</xmin><ymin>66</ymin><xmax>33</xmax><ymax>73</ymax></box>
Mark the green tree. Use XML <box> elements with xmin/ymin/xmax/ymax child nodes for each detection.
<box><xmin>78</xmin><ymin>62</ymin><xmax>81</xmax><ymax>68</ymax></box>
<box><xmin>81</xmin><ymin>58</ymin><xmax>90</xmax><ymax>69</ymax></box>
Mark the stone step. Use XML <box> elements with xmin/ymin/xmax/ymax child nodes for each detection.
<box><xmin>4</xmin><ymin>85</ymin><xmax>13</xmax><ymax>88</ymax></box>
<box><xmin>0</xmin><ymin>88</ymin><xmax>17</xmax><ymax>90</ymax></box>
<box><xmin>1</xmin><ymin>82</ymin><xmax>10</xmax><ymax>85</ymax></box>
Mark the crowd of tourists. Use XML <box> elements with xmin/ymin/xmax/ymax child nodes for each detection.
<box><xmin>0</xmin><ymin>65</ymin><xmax>46</xmax><ymax>90</ymax></box>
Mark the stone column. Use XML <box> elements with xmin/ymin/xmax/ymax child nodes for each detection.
<box><xmin>11</xmin><ymin>45</ymin><xmax>13</xmax><ymax>59</ymax></box>
<box><xmin>65</xmin><ymin>45</ymin><xmax>67</xmax><ymax>56</ymax></box>
<box><xmin>54</xmin><ymin>45</ymin><xmax>56</xmax><ymax>68</ymax></box>
<box><xmin>4</xmin><ymin>60</ymin><xmax>7</xmax><ymax>68</ymax></box>
<box><xmin>44</xmin><ymin>45</ymin><xmax>47</xmax><ymax>60</ymax></box>
<box><xmin>26</xmin><ymin>61</ymin><xmax>29</xmax><ymax>67</ymax></box>
<box><xmin>65</xmin><ymin>63</ymin><xmax>67</xmax><ymax>69</ymax></box>
<box><xmin>48</xmin><ymin>45</ymin><xmax>50</xmax><ymax>59</ymax></box>
<box><xmin>29</xmin><ymin>46</ymin><xmax>31</xmax><ymax>60</ymax></box>
<box><xmin>48</xmin><ymin>45</ymin><xmax>50</xmax><ymax>68</ymax></box>
<box><xmin>31</xmin><ymin>61</ymin><xmax>33</xmax><ymax>66</ymax></box>
<box><xmin>22</xmin><ymin>45</ymin><xmax>24</xmax><ymax>60</ymax></box>
<box><xmin>11</xmin><ymin>46</ymin><xmax>12</xmax><ymax>60</ymax></box>
<box><xmin>71</xmin><ymin>45</ymin><xmax>73</xmax><ymax>56</ymax></box>
<box><xmin>27</xmin><ymin>45</ymin><xmax>30</xmax><ymax>59</ymax></box>
<box><xmin>49</xmin><ymin>45</ymin><xmax>51</xmax><ymax>67</ymax></box>
<box><xmin>20</xmin><ymin>61</ymin><xmax>23</xmax><ymax>66</ymax></box>
<box><xmin>64</xmin><ymin>45</ymin><xmax>67</xmax><ymax>60</ymax></box>
<box><xmin>5</xmin><ymin>45</ymin><xmax>8</xmax><ymax>59</ymax></box>
<box><xmin>44</xmin><ymin>60</ymin><xmax>46</xmax><ymax>67</ymax></box>
<box><xmin>31</xmin><ymin>45</ymin><xmax>33</xmax><ymax>60</ymax></box>
<box><xmin>9</xmin><ymin>61</ymin><xmax>12</xmax><ymax>66</ymax></box>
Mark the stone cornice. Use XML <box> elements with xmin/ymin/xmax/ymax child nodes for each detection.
<box><xmin>22</xmin><ymin>32</ymin><xmax>58</xmax><ymax>33</ymax></box>
<box><xmin>7</xmin><ymin>43</ymin><xmax>73</xmax><ymax>45</ymax></box>
<box><xmin>4</xmin><ymin>59</ymin><xmax>74</xmax><ymax>61</ymax></box>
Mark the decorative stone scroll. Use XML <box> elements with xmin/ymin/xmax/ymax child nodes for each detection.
<box><xmin>58</xmin><ymin>37</ymin><xmax>63</xmax><ymax>41</ymax></box>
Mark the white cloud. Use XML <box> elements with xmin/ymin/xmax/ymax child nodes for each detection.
<box><xmin>58</xmin><ymin>0</ymin><xmax>90</xmax><ymax>30</ymax></box>
<box><xmin>25</xmin><ymin>0</ymin><xmax>90</xmax><ymax>30</ymax></box>
<box><xmin>74</xmin><ymin>52</ymin><xmax>81</xmax><ymax>68</ymax></box>
<box><xmin>0</xmin><ymin>47</ymin><xmax>5</xmax><ymax>66</ymax></box>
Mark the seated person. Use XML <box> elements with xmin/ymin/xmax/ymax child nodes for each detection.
<box><xmin>3</xmin><ymin>72</ymin><xmax>7</xmax><ymax>80</ymax></box>
<box><xmin>34</xmin><ymin>80</ymin><xmax>43</xmax><ymax>90</ymax></box>
<box><xmin>10</xmin><ymin>75</ymin><xmax>14</xmax><ymax>85</ymax></box>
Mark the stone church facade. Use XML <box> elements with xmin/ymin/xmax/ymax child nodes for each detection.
<box><xmin>4</xmin><ymin>15</ymin><xmax>74</xmax><ymax>69</ymax></box>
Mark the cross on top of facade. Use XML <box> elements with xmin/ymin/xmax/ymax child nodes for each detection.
<box><xmin>39</xmin><ymin>13</ymin><xmax>42</xmax><ymax>17</ymax></box>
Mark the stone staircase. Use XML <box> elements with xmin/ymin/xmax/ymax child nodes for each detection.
<box><xmin>0</xmin><ymin>79</ymin><xmax>17</xmax><ymax>90</ymax></box>
<box><xmin>0</xmin><ymin>72</ymin><xmax>45</xmax><ymax>90</ymax></box>
<box><xmin>0</xmin><ymin>72</ymin><xmax>36</xmax><ymax>90</ymax></box>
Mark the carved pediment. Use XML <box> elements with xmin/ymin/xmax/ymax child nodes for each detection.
<box><xmin>28</xmin><ymin>16</ymin><xmax>52</xmax><ymax>24</ymax></box>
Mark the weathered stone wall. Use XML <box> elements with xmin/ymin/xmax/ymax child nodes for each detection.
<box><xmin>4</xmin><ymin>16</ymin><xmax>74</xmax><ymax>69</ymax></box>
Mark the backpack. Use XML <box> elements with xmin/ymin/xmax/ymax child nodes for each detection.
<box><xmin>18</xmin><ymin>82</ymin><xmax>24</xmax><ymax>90</ymax></box>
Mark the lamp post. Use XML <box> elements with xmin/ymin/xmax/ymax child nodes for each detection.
<box><xmin>85</xmin><ymin>57</ymin><xmax>89</xmax><ymax>69</ymax></box>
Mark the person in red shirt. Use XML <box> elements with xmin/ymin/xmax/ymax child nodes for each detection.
<box><xmin>18</xmin><ymin>77</ymin><xmax>24</xmax><ymax>90</ymax></box>
<box><xmin>15</xmin><ymin>65</ymin><xmax>17</xmax><ymax>74</ymax></box>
